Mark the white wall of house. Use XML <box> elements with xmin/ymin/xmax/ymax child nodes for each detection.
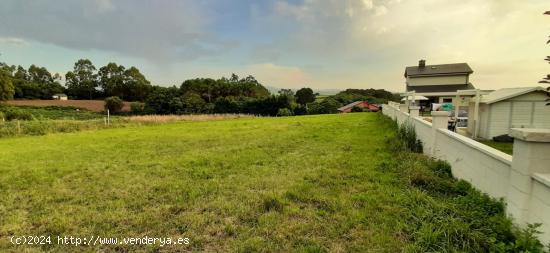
<box><xmin>469</xmin><ymin>92</ymin><xmax>550</xmax><ymax>139</ymax></box>
<box><xmin>407</xmin><ymin>75</ymin><xmax>468</xmax><ymax>86</ymax></box>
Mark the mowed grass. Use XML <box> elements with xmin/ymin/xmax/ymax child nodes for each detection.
<box><xmin>0</xmin><ymin>113</ymin><xmax>535</xmax><ymax>252</ymax></box>
<box><xmin>479</xmin><ymin>140</ymin><xmax>514</xmax><ymax>155</ymax></box>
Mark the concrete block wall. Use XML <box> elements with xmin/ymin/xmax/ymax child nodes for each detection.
<box><xmin>382</xmin><ymin>103</ymin><xmax>550</xmax><ymax>244</ymax></box>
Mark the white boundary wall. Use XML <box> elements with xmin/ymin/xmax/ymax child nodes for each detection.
<box><xmin>383</xmin><ymin>102</ymin><xmax>550</xmax><ymax>244</ymax></box>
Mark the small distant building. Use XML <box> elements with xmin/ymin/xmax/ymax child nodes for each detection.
<box><xmin>52</xmin><ymin>94</ymin><xmax>68</xmax><ymax>100</ymax></box>
<box><xmin>338</xmin><ymin>101</ymin><xmax>379</xmax><ymax>113</ymax></box>
<box><xmin>404</xmin><ymin>60</ymin><xmax>475</xmax><ymax>107</ymax></box>
<box><xmin>468</xmin><ymin>86</ymin><xmax>550</xmax><ymax>139</ymax></box>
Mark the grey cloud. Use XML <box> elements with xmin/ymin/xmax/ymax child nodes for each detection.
<box><xmin>0</xmin><ymin>0</ymin><xmax>231</xmax><ymax>62</ymax></box>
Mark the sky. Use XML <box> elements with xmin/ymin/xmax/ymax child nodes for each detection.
<box><xmin>0</xmin><ymin>0</ymin><xmax>549</xmax><ymax>92</ymax></box>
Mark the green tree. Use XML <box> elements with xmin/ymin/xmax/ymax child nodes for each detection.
<box><xmin>28</xmin><ymin>64</ymin><xmax>53</xmax><ymax>84</ymax></box>
<box><xmin>123</xmin><ymin>66</ymin><xmax>151</xmax><ymax>101</ymax></box>
<box><xmin>277</xmin><ymin>108</ymin><xmax>293</xmax><ymax>116</ymax></box>
<box><xmin>13</xmin><ymin>65</ymin><xmax>28</xmax><ymax>80</ymax></box>
<box><xmin>66</xmin><ymin>59</ymin><xmax>98</xmax><ymax>99</ymax></box>
<box><xmin>320</xmin><ymin>98</ymin><xmax>341</xmax><ymax>114</ymax></box>
<box><xmin>98</xmin><ymin>62</ymin><xmax>126</xmax><ymax>98</ymax></box>
<box><xmin>130</xmin><ymin>102</ymin><xmax>146</xmax><ymax>114</ymax></box>
<box><xmin>278</xmin><ymin>89</ymin><xmax>294</xmax><ymax>97</ymax></box>
<box><xmin>295</xmin><ymin>87</ymin><xmax>316</xmax><ymax>105</ymax></box>
<box><xmin>0</xmin><ymin>70</ymin><xmax>14</xmax><ymax>101</ymax></box>
<box><xmin>104</xmin><ymin>96</ymin><xmax>124</xmax><ymax>113</ymax></box>
<box><xmin>181</xmin><ymin>92</ymin><xmax>207</xmax><ymax>113</ymax></box>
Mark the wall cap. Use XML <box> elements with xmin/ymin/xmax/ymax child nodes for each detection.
<box><xmin>431</xmin><ymin>111</ymin><xmax>449</xmax><ymax>117</ymax></box>
<box><xmin>510</xmin><ymin>128</ymin><xmax>550</xmax><ymax>142</ymax></box>
<box><xmin>533</xmin><ymin>173</ymin><xmax>550</xmax><ymax>188</ymax></box>
<box><xmin>409</xmin><ymin>106</ymin><xmax>420</xmax><ymax>110</ymax></box>
<box><xmin>437</xmin><ymin>128</ymin><xmax>512</xmax><ymax>165</ymax></box>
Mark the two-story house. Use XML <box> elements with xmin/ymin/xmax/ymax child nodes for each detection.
<box><xmin>404</xmin><ymin>60</ymin><xmax>476</xmax><ymax>107</ymax></box>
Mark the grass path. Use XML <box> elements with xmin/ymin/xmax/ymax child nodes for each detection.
<box><xmin>0</xmin><ymin>113</ymin><xmax>536</xmax><ymax>252</ymax></box>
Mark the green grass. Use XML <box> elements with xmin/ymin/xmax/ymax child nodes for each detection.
<box><xmin>480</xmin><ymin>140</ymin><xmax>514</xmax><ymax>155</ymax></box>
<box><xmin>0</xmin><ymin>113</ymin><xmax>543</xmax><ymax>252</ymax></box>
<box><xmin>0</xmin><ymin>105</ymin><xmax>103</xmax><ymax>120</ymax></box>
<box><xmin>314</xmin><ymin>95</ymin><xmax>328</xmax><ymax>102</ymax></box>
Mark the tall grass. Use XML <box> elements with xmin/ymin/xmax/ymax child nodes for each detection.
<box><xmin>0</xmin><ymin>119</ymin><xmax>118</xmax><ymax>138</ymax></box>
<box><xmin>0</xmin><ymin>114</ymin><xmax>256</xmax><ymax>139</ymax></box>
<box><xmin>377</xmin><ymin>113</ymin><xmax>547</xmax><ymax>252</ymax></box>
<box><xmin>125</xmin><ymin>114</ymin><xmax>254</xmax><ymax>123</ymax></box>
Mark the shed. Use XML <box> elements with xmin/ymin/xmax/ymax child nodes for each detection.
<box><xmin>52</xmin><ymin>94</ymin><xmax>68</xmax><ymax>100</ymax></box>
<box><xmin>467</xmin><ymin>87</ymin><xmax>550</xmax><ymax>139</ymax></box>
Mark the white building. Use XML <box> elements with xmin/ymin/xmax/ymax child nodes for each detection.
<box><xmin>404</xmin><ymin>60</ymin><xmax>476</xmax><ymax>107</ymax></box>
<box><xmin>467</xmin><ymin>87</ymin><xmax>550</xmax><ymax>139</ymax></box>
<box><xmin>52</xmin><ymin>94</ymin><xmax>68</xmax><ymax>100</ymax></box>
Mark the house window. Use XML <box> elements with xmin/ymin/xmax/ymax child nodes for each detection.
<box><xmin>442</xmin><ymin>98</ymin><xmax>452</xmax><ymax>103</ymax></box>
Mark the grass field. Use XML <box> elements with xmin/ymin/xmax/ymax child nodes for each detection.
<box><xmin>5</xmin><ymin>100</ymin><xmax>131</xmax><ymax>112</ymax></box>
<box><xmin>0</xmin><ymin>113</ymin><xmax>543</xmax><ymax>252</ymax></box>
<box><xmin>480</xmin><ymin>140</ymin><xmax>514</xmax><ymax>155</ymax></box>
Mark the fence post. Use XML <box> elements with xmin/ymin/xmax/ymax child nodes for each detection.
<box><xmin>430</xmin><ymin>111</ymin><xmax>449</xmax><ymax>156</ymax></box>
<box><xmin>507</xmin><ymin>128</ymin><xmax>550</xmax><ymax>225</ymax></box>
<box><xmin>409</xmin><ymin>106</ymin><xmax>420</xmax><ymax>118</ymax></box>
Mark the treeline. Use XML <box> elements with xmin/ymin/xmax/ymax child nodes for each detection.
<box><xmin>0</xmin><ymin>63</ymin><xmax>65</xmax><ymax>100</ymax></box>
<box><xmin>0</xmin><ymin>59</ymin><xmax>400</xmax><ymax>116</ymax></box>
<box><xmin>0</xmin><ymin>60</ymin><xmax>151</xmax><ymax>101</ymax></box>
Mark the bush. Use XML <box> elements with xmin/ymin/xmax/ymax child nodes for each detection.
<box><xmin>0</xmin><ymin>111</ymin><xmax>4</xmax><ymax>121</ymax></box>
<box><xmin>293</xmin><ymin>105</ymin><xmax>307</xmax><ymax>115</ymax></box>
<box><xmin>130</xmin><ymin>102</ymin><xmax>146</xmax><ymax>114</ymax></box>
<box><xmin>104</xmin><ymin>96</ymin><xmax>124</xmax><ymax>113</ymax></box>
<box><xmin>3</xmin><ymin>109</ymin><xmax>33</xmax><ymax>121</ymax></box>
<box><xmin>351</xmin><ymin>106</ymin><xmax>363</xmax><ymax>112</ymax></box>
<box><xmin>396</xmin><ymin>121</ymin><xmax>423</xmax><ymax>153</ymax></box>
<box><xmin>277</xmin><ymin>108</ymin><xmax>293</xmax><ymax>117</ymax></box>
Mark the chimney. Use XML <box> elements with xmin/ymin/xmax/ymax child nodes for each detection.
<box><xmin>419</xmin><ymin>59</ymin><xmax>426</xmax><ymax>68</ymax></box>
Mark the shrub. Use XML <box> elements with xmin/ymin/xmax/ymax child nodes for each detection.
<box><xmin>277</xmin><ymin>108</ymin><xmax>293</xmax><ymax>117</ymax></box>
<box><xmin>0</xmin><ymin>111</ymin><xmax>4</xmax><ymax>121</ymax></box>
<box><xmin>351</xmin><ymin>106</ymin><xmax>363</xmax><ymax>112</ymax></box>
<box><xmin>130</xmin><ymin>102</ymin><xmax>146</xmax><ymax>114</ymax></box>
<box><xmin>4</xmin><ymin>109</ymin><xmax>33</xmax><ymax>121</ymax></box>
<box><xmin>396</xmin><ymin>121</ymin><xmax>423</xmax><ymax>153</ymax></box>
<box><xmin>104</xmin><ymin>96</ymin><xmax>124</xmax><ymax>113</ymax></box>
<box><xmin>293</xmin><ymin>105</ymin><xmax>307</xmax><ymax>115</ymax></box>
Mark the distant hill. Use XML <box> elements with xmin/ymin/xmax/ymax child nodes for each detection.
<box><xmin>266</xmin><ymin>86</ymin><xmax>341</xmax><ymax>96</ymax></box>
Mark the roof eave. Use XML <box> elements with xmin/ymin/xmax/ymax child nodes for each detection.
<box><xmin>484</xmin><ymin>87</ymin><xmax>546</xmax><ymax>104</ymax></box>
<box><xmin>407</xmin><ymin>71</ymin><xmax>473</xmax><ymax>78</ymax></box>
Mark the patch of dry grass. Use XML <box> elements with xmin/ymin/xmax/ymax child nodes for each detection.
<box><xmin>125</xmin><ymin>114</ymin><xmax>255</xmax><ymax>123</ymax></box>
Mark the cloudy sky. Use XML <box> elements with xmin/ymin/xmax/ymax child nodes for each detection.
<box><xmin>0</xmin><ymin>0</ymin><xmax>548</xmax><ymax>91</ymax></box>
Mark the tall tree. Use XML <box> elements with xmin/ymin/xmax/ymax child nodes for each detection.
<box><xmin>98</xmin><ymin>62</ymin><xmax>126</xmax><ymax>98</ymax></box>
<box><xmin>295</xmin><ymin>87</ymin><xmax>316</xmax><ymax>105</ymax></box>
<box><xmin>278</xmin><ymin>89</ymin><xmax>294</xmax><ymax>97</ymax></box>
<box><xmin>0</xmin><ymin>69</ymin><xmax>14</xmax><ymax>101</ymax></box>
<box><xmin>123</xmin><ymin>66</ymin><xmax>151</xmax><ymax>101</ymax></box>
<box><xmin>28</xmin><ymin>64</ymin><xmax>54</xmax><ymax>84</ymax></box>
<box><xmin>65</xmin><ymin>59</ymin><xmax>98</xmax><ymax>99</ymax></box>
